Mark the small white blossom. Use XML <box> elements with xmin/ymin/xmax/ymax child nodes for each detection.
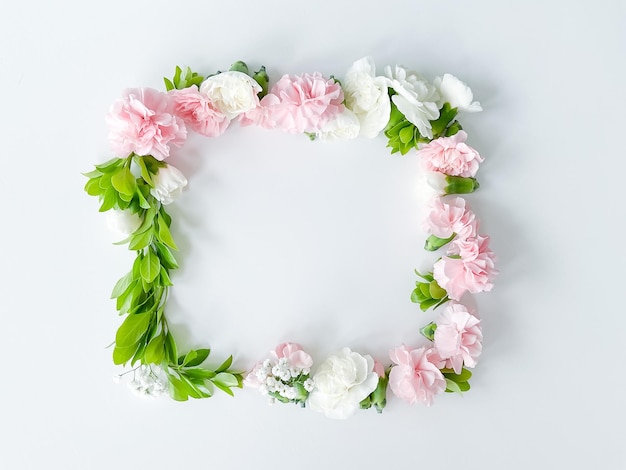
<box><xmin>303</xmin><ymin>378</ymin><xmax>315</xmax><ymax>392</ymax></box>
<box><xmin>128</xmin><ymin>365</ymin><xmax>167</xmax><ymax>398</ymax></box>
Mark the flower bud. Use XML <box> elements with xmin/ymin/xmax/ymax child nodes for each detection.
<box><xmin>229</xmin><ymin>60</ymin><xmax>249</xmax><ymax>74</ymax></box>
<box><xmin>150</xmin><ymin>164</ymin><xmax>188</xmax><ymax>205</ymax></box>
<box><xmin>106</xmin><ymin>209</ymin><xmax>143</xmax><ymax>240</ymax></box>
<box><xmin>426</xmin><ymin>172</ymin><xmax>479</xmax><ymax>195</ymax></box>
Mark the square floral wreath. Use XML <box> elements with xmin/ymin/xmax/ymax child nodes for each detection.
<box><xmin>84</xmin><ymin>57</ymin><xmax>497</xmax><ymax>419</ymax></box>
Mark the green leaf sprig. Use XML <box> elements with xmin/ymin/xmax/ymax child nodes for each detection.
<box><xmin>85</xmin><ymin>153</ymin><xmax>243</xmax><ymax>401</ymax></box>
<box><xmin>410</xmin><ymin>270</ymin><xmax>449</xmax><ymax>312</ymax></box>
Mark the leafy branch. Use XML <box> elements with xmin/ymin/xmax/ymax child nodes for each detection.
<box><xmin>84</xmin><ymin>154</ymin><xmax>242</xmax><ymax>400</ymax></box>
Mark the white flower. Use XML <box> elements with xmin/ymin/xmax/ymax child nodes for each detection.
<box><xmin>434</xmin><ymin>74</ymin><xmax>482</xmax><ymax>112</ymax></box>
<box><xmin>129</xmin><ymin>365</ymin><xmax>167</xmax><ymax>398</ymax></box>
<box><xmin>425</xmin><ymin>171</ymin><xmax>447</xmax><ymax>193</ymax></box>
<box><xmin>316</xmin><ymin>108</ymin><xmax>360</xmax><ymax>141</ymax></box>
<box><xmin>385</xmin><ymin>65</ymin><xmax>440</xmax><ymax>139</ymax></box>
<box><xmin>106</xmin><ymin>209</ymin><xmax>143</xmax><ymax>239</ymax></box>
<box><xmin>199</xmin><ymin>71</ymin><xmax>262</xmax><ymax>119</ymax></box>
<box><xmin>303</xmin><ymin>378</ymin><xmax>315</xmax><ymax>392</ymax></box>
<box><xmin>307</xmin><ymin>347</ymin><xmax>379</xmax><ymax>419</ymax></box>
<box><xmin>343</xmin><ymin>57</ymin><xmax>391</xmax><ymax>138</ymax></box>
<box><xmin>150</xmin><ymin>164</ymin><xmax>187</xmax><ymax>205</ymax></box>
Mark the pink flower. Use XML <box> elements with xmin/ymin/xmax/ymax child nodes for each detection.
<box><xmin>106</xmin><ymin>88</ymin><xmax>187</xmax><ymax>160</ymax></box>
<box><xmin>373</xmin><ymin>359</ymin><xmax>386</xmax><ymax>378</ymax></box>
<box><xmin>433</xmin><ymin>235</ymin><xmax>498</xmax><ymax>300</ymax></box>
<box><xmin>425</xmin><ymin>196</ymin><xmax>477</xmax><ymax>240</ymax></box>
<box><xmin>417</xmin><ymin>131</ymin><xmax>483</xmax><ymax>177</ymax></box>
<box><xmin>270</xmin><ymin>342</ymin><xmax>313</xmax><ymax>370</ymax></box>
<box><xmin>388</xmin><ymin>345</ymin><xmax>446</xmax><ymax>406</ymax></box>
<box><xmin>433</xmin><ymin>303</ymin><xmax>482</xmax><ymax>373</ymax></box>
<box><xmin>169</xmin><ymin>86</ymin><xmax>230</xmax><ymax>137</ymax></box>
<box><xmin>242</xmin><ymin>73</ymin><xmax>344</xmax><ymax>133</ymax></box>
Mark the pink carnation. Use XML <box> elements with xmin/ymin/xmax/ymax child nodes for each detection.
<box><xmin>388</xmin><ymin>345</ymin><xmax>446</xmax><ymax>406</ymax></box>
<box><xmin>242</xmin><ymin>72</ymin><xmax>344</xmax><ymax>133</ymax></box>
<box><xmin>433</xmin><ymin>235</ymin><xmax>498</xmax><ymax>301</ymax></box>
<box><xmin>425</xmin><ymin>196</ymin><xmax>477</xmax><ymax>240</ymax></box>
<box><xmin>433</xmin><ymin>303</ymin><xmax>482</xmax><ymax>374</ymax></box>
<box><xmin>106</xmin><ymin>87</ymin><xmax>187</xmax><ymax>161</ymax></box>
<box><xmin>270</xmin><ymin>342</ymin><xmax>313</xmax><ymax>370</ymax></box>
<box><xmin>169</xmin><ymin>86</ymin><xmax>230</xmax><ymax>137</ymax></box>
<box><xmin>417</xmin><ymin>130</ymin><xmax>483</xmax><ymax>177</ymax></box>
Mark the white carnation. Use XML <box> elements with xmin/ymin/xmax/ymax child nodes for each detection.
<box><xmin>200</xmin><ymin>71</ymin><xmax>261</xmax><ymax>119</ymax></box>
<box><xmin>434</xmin><ymin>73</ymin><xmax>482</xmax><ymax>112</ymax></box>
<box><xmin>307</xmin><ymin>348</ymin><xmax>378</xmax><ymax>419</ymax></box>
<box><xmin>316</xmin><ymin>108</ymin><xmax>360</xmax><ymax>141</ymax></box>
<box><xmin>343</xmin><ymin>57</ymin><xmax>391</xmax><ymax>138</ymax></box>
<box><xmin>385</xmin><ymin>65</ymin><xmax>440</xmax><ymax>139</ymax></box>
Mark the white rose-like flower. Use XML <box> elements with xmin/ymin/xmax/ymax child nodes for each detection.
<box><xmin>106</xmin><ymin>209</ymin><xmax>143</xmax><ymax>240</ymax></box>
<box><xmin>385</xmin><ymin>65</ymin><xmax>440</xmax><ymax>139</ymax></box>
<box><xmin>307</xmin><ymin>347</ymin><xmax>379</xmax><ymax>419</ymax></box>
<box><xmin>434</xmin><ymin>74</ymin><xmax>482</xmax><ymax>112</ymax></box>
<box><xmin>344</xmin><ymin>57</ymin><xmax>391</xmax><ymax>138</ymax></box>
<box><xmin>199</xmin><ymin>71</ymin><xmax>262</xmax><ymax>119</ymax></box>
<box><xmin>150</xmin><ymin>164</ymin><xmax>188</xmax><ymax>205</ymax></box>
<box><xmin>316</xmin><ymin>108</ymin><xmax>360</xmax><ymax>141</ymax></box>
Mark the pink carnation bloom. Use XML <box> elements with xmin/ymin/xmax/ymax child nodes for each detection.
<box><xmin>425</xmin><ymin>196</ymin><xmax>477</xmax><ymax>240</ymax></box>
<box><xmin>242</xmin><ymin>72</ymin><xmax>344</xmax><ymax>133</ymax></box>
<box><xmin>270</xmin><ymin>342</ymin><xmax>313</xmax><ymax>370</ymax></box>
<box><xmin>433</xmin><ymin>303</ymin><xmax>482</xmax><ymax>374</ymax></box>
<box><xmin>169</xmin><ymin>86</ymin><xmax>230</xmax><ymax>137</ymax></box>
<box><xmin>433</xmin><ymin>235</ymin><xmax>498</xmax><ymax>301</ymax></box>
<box><xmin>106</xmin><ymin>87</ymin><xmax>187</xmax><ymax>160</ymax></box>
<box><xmin>388</xmin><ymin>345</ymin><xmax>446</xmax><ymax>406</ymax></box>
<box><xmin>417</xmin><ymin>130</ymin><xmax>483</xmax><ymax>177</ymax></box>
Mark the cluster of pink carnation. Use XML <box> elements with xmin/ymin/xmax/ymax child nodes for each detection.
<box><xmin>417</xmin><ymin>130</ymin><xmax>483</xmax><ymax>177</ymax></box>
<box><xmin>431</xmin><ymin>302</ymin><xmax>482</xmax><ymax>374</ymax></box>
<box><xmin>241</xmin><ymin>72</ymin><xmax>344</xmax><ymax>133</ymax></box>
<box><xmin>433</xmin><ymin>234</ymin><xmax>497</xmax><ymax>301</ymax></box>
<box><xmin>106</xmin><ymin>88</ymin><xmax>187</xmax><ymax>161</ymax></box>
<box><xmin>388</xmin><ymin>302</ymin><xmax>482</xmax><ymax>405</ymax></box>
<box><xmin>169</xmin><ymin>86</ymin><xmax>230</xmax><ymax>137</ymax></box>
<box><xmin>425</xmin><ymin>196</ymin><xmax>477</xmax><ymax>240</ymax></box>
<box><xmin>388</xmin><ymin>345</ymin><xmax>446</xmax><ymax>406</ymax></box>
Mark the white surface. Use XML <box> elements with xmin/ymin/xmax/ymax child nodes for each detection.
<box><xmin>1</xmin><ymin>1</ymin><xmax>625</xmax><ymax>468</ymax></box>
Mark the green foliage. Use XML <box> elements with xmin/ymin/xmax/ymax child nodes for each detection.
<box><xmin>164</xmin><ymin>65</ymin><xmax>205</xmax><ymax>91</ymax></box>
<box><xmin>442</xmin><ymin>175</ymin><xmax>480</xmax><ymax>195</ymax></box>
<box><xmin>442</xmin><ymin>367</ymin><xmax>472</xmax><ymax>394</ymax></box>
<box><xmin>420</xmin><ymin>322</ymin><xmax>437</xmax><ymax>341</ymax></box>
<box><xmin>360</xmin><ymin>369</ymin><xmax>389</xmax><ymax>413</ymax></box>
<box><xmin>252</xmin><ymin>66</ymin><xmax>269</xmax><ymax>98</ymax></box>
<box><xmin>384</xmin><ymin>102</ymin><xmax>426</xmax><ymax>155</ymax></box>
<box><xmin>410</xmin><ymin>270</ymin><xmax>449</xmax><ymax>311</ymax></box>
<box><xmin>424</xmin><ymin>233</ymin><xmax>456</xmax><ymax>251</ymax></box>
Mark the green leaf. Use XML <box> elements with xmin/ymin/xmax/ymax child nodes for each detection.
<box><xmin>111</xmin><ymin>167</ymin><xmax>136</xmax><ymax>197</ymax></box>
<box><xmin>164</xmin><ymin>77</ymin><xmax>175</xmax><ymax>91</ymax></box>
<box><xmin>136</xmin><ymin>156</ymin><xmax>154</xmax><ymax>187</ymax></box>
<box><xmin>84</xmin><ymin>178</ymin><xmax>103</xmax><ymax>196</ymax></box>
<box><xmin>113</xmin><ymin>343</ymin><xmax>137</xmax><ymax>365</ymax></box>
<box><xmin>111</xmin><ymin>271</ymin><xmax>134</xmax><ymax>299</ymax></box>
<box><xmin>140</xmin><ymin>250</ymin><xmax>161</xmax><ymax>283</ymax></box>
<box><xmin>442</xmin><ymin>367</ymin><xmax>473</xmax><ymax>382</ymax></box>
<box><xmin>215</xmin><ymin>355</ymin><xmax>233</xmax><ymax>373</ymax></box>
<box><xmin>159</xmin><ymin>267</ymin><xmax>173</xmax><ymax>287</ymax></box>
<box><xmin>445</xmin><ymin>378</ymin><xmax>463</xmax><ymax>394</ymax></box>
<box><xmin>399</xmin><ymin>125</ymin><xmax>414</xmax><ymax>144</ymax></box>
<box><xmin>95</xmin><ymin>158</ymin><xmax>123</xmax><ymax>173</ymax></box>
<box><xmin>99</xmin><ymin>188</ymin><xmax>117</xmax><ymax>212</ymax></box>
<box><xmin>128</xmin><ymin>229</ymin><xmax>152</xmax><ymax>251</ymax></box>
<box><xmin>184</xmin><ymin>368</ymin><xmax>217</xmax><ymax>380</ymax></box>
<box><xmin>184</xmin><ymin>348</ymin><xmax>210</xmax><ymax>367</ymax></box>
<box><xmin>115</xmin><ymin>312</ymin><xmax>152</xmax><ymax>348</ymax></box>
<box><xmin>164</xmin><ymin>331</ymin><xmax>178</xmax><ymax>364</ymax></box>
<box><xmin>157</xmin><ymin>215</ymin><xmax>177</xmax><ymax>250</ymax></box>
<box><xmin>168</xmin><ymin>375</ymin><xmax>189</xmax><ymax>401</ymax></box>
<box><xmin>144</xmin><ymin>334</ymin><xmax>165</xmax><ymax>364</ymax></box>
<box><xmin>420</xmin><ymin>298</ymin><xmax>440</xmax><ymax>312</ymax></box>
<box><xmin>214</xmin><ymin>372</ymin><xmax>239</xmax><ymax>388</ymax></box>
<box><xmin>420</xmin><ymin>322</ymin><xmax>437</xmax><ymax>341</ymax></box>
<box><xmin>212</xmin><ymin>380</ymin><xmax>235</xmax><ymax>397</ymax></box>
<box><xmin>429</xmin><ymin>281</ymin><xmax>447</xmax><ymax>300</ymax></box>
<box><xmin>155</xmin><ymin>241</ymin><xmax>179</xmax><ymax>269</ymax></box>
<box><xmin>173</xmin><ymin>66</ymin><xmax>182</xmax><ymax>88</ymax></box>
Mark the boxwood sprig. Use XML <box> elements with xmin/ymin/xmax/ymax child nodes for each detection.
<box><xmin>85</xmin><ymin>154</ymin><xmax>243</xmax><ymax>400</ymax></box>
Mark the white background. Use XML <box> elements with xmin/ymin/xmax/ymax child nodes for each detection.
<box><xmin>1</xmin><ymin>1</ymin><xmax>625</xmax><ymax>468</ymax></box>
